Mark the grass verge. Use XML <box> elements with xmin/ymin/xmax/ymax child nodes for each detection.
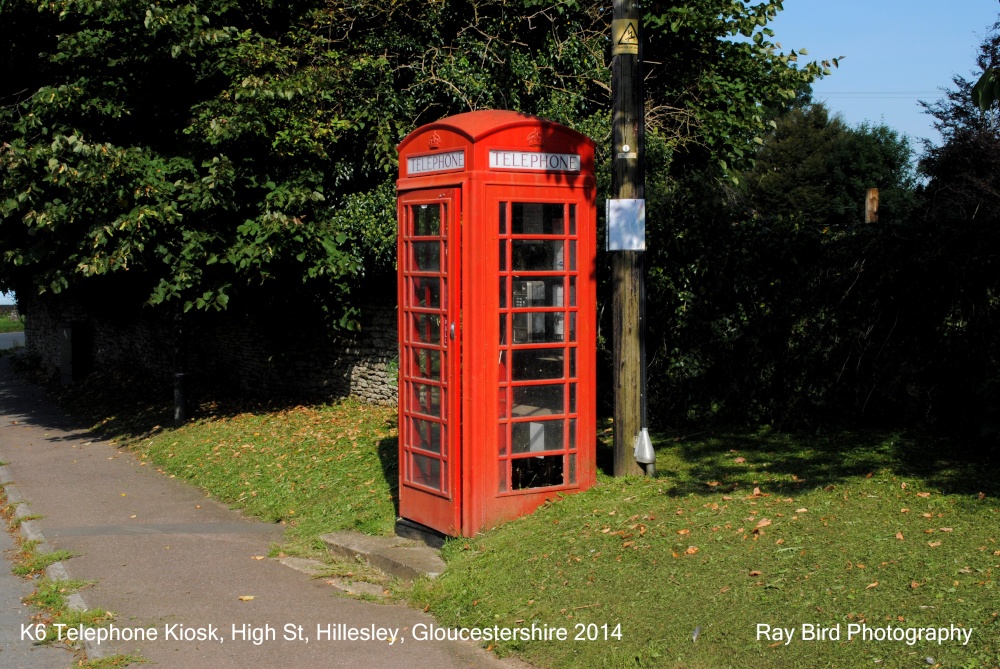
<box><xmin>45</xmin><ymin>371</ymin><xmax>1000</xmax><ymax>668</ymax></box>
<box><xmin>0</xmin><ymin>316</ymin><xmax>24</xmax><ymax>334</ymax></box>
<box><xmin>1</xmin><ymin>492</ymin><xmax>142</xmax><ymax>667</ymax></box>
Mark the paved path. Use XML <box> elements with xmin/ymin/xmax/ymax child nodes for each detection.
<box><xmin>0</xmin><ymin>359</ymin><xmax>530</xmax><ymax>668</ymax></box>
<box><xmin>0</xmin><ymin>516</ymin><xmax>77</xmax><ymax>668</ymax></box>
<box><xmin>0</xmin><ymin>332</ymin><xmax>24</xmax><ymax>351</ymax></box>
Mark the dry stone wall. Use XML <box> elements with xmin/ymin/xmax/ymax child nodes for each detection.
<box><xmin>20</xmin><ymin>295</ymin><xmax>398</xmax><ymax>406</ymax></box>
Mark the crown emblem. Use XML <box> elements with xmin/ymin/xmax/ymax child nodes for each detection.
<box><xmin>428</xmin><ymin>132</ymin><xmax>442</xmax><ymax>149</ymax></box>
<box><xmin>527</xmin><ymin>129</ymin><xmax>544</xmax><ymax>147</ymax></box>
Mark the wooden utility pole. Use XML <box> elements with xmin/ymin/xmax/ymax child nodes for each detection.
<box><xmin>611</xmin><ymin>0</ymin><xmax>645</xmax><ymax>477</ymax></box>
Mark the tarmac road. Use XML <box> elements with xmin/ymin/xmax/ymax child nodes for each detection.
<box><xmin>0</xmin><ymin>357</ymin><xmax>532</xmax><ymax>669</ymax></box>
<box><xmin>0</xmin><ymin>331</ymin><xmax>24</xmax><ymax>351</ymax></box>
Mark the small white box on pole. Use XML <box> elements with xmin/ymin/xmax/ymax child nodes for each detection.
<box><xmin>606</xmin><ymin>198</ymin><xmax>646</xmax><ymax>251</ymax></box>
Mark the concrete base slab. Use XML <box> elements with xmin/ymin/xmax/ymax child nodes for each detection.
<box><xmin>321</xmin><ymin>532</ymin><xmax>446</xmax><ymax>581</ymax></box>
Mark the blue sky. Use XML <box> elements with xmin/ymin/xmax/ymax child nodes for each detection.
<box><xmin>769</xmin><ymin>0</ymin><xmax>999</xmax><ymax>148</ymax></box>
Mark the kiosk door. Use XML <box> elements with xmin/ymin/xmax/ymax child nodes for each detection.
<box><xmin>397</xmin><ymin>188</ymin><xmax>462</xmax><ymax>534</ymax></box>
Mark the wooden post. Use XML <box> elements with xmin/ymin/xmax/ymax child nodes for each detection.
<box><xmin>611</xmin><ymin>0</ymin><xmax>644</xmax><ymax>477</ymax></box>
<box><xmin>865</xmin><ymin>188</ymin><xmax>879</xmax><ymax>223</ymax></box>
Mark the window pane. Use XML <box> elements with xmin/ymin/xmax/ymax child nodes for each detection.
<box><xmin>511</xmin><ymin>277</ymin><xmax>564</xmax><ymax>307</ymax></box>
<box><xmin>413</xmin><ymin>205</ymin><xmax>440</xmax><ymax>236</ymax></box>
<box><xmin>411</xmin><ymin>277</ymin><xmax>441</xmax><ymax>308</ymax></box>
<box><xmin>512</xmin><ymin>420</ymin><xmax>564</xmax><ymax>454</ymax></box>
<box><xmin>499</xmin><ymin>277</ymin><xmax>507</xmax><ymax>309</ymax></box>
<box><xmin>512</xmin><ymin>203</ymin><xmax>564</xmax><ymax>235</ymax></box>
<box><xmin>568</xmin><ymin>453</ymin><xmax>577</xmax><ymax>485</ymax></box>
<box><xmin>513</xmin><ymin>312</ymin><xmax>564</xmax><ymax>344</ymax></box>
<box><xmin>410</xmin><ymin>313</ymin><xmax>441</xmax><ymax>344</ymax></box>
<box><xmin>569</xmin><ymin>204</ymin><xmax>577</xmax><ymax>235</ymax></box>
<box><xmin>511</xmin><ymin>455</ymin><xmax>564</xmax><ymax>489</ymax></box>
<box><xmin>512</xmin><ymin>348</ymin><xmax>564</xmax><ymax>380</ymax></box>
<box><xmin>412</xmin><ymin>242</ymin><xmax>440</xmax><ymax>271</ymax></box>
<box><xmin>499</xmin><ymin>240</ymin><xmax>507</xmax><ymax>271</ymax></box>
<box><xmin>512</xmin><ymin>384</ymin><xmax>564</xmax><ymax>417</ymax></box>
<box><xmin>499</xmin><ymin>202</ymin><xmax>507</xmax><ymax>235</ymax></box>
<box><xmin>512</xmin><ymin>240</ymin><xmax>564</xmax><ymax>271</ymax></box>
<box><xmin>410</xmin><ymin>417</ymin><xmax>442</xmax><ymax>454</ymax></box>
<box><xmin>410</xmin><ymin>453</ymin><xmax>442</xmax><ymax>490</ymax></box>
<box><xmin>410</xmin><ymin>347</ymin><xmax>441</xmax><ymax>379</ymax></box>
<box><xmin>410</xmin><ymin>383</ymin><xmax>441</xmax><ymax>416</ymax></box>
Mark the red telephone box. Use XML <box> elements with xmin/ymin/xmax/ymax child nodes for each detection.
<box><xmin>396</xmin><ymin>110</ymin><xmax>597</xmax><ymax>537</ymax></box>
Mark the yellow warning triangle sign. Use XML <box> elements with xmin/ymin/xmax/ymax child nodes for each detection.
<box><xmin>618</xmin><ymin>22</ymin><xmax>638</xmax><ymax>46</ymax></box>
<box><xmin>611</xmin><ymin>19</ymin><xmax>639</xmax><ymax>56</ymax></box>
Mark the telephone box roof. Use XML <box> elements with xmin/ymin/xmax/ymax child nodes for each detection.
<box><xmin>397</xmin><ymin>110</ymin><xmax>594</xmax><ymax>152</ymax></box>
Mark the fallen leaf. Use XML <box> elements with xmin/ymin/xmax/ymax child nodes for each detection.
<box><xmin>928</xmin><ymin>541</ymin><xmax>942</xmax><ymax>548</ymax></box>
<box><xmin>238</xmin><ymin>595</ymin><xmax>255</xmax><ymax>601</ymax></box>
<box><xmin>755</xmin><ymin>518</ymin><xmax>772</xmax><ymax>529</ymax></box>
<box><xmin>776</xmin><ymin>538</ymin><xmax>785</xmax><ymax>545</ymax></box>
<box><xmin>752</xmin><ymin>487</ymin><xmax>762</xmax><ymax>497</ymax></box>
<box><xmin>910</xmin><ymin>581</ymin><xmax>921</xmax><ymax>589</ymax></box>
<box><xmin>916</xmin><ymin>492</ymin><xmax>931</xmax><ymax>498</ymax></box>
<box><xmin>866</xmin><ymin>581</ymin><xmax>879</xmax><ymax>589</ymax></box>
<box><xmin>922</xmin><ymin>513</ymin><xmax>933</xmax><ymax>518</ymax></box>
<box><xmin>251</xmin><ymin>556</ymin><xmax>265</xmax><ymax>560</ymax></box>
<box><xmin>677</xmin><ymin>529</ymin><xmax>691</xmax><ymax>535</ymax></box>
<box><xmin>734</xmin><ymin>457</ymin><xmax>746</xmax><ymax>463</ymax></box>
<box><xmin>719</xmin><ymin>586</ymin><xmax>731</xmax><ymax>593</ymax></box>
<box><xmin>796</xmin><ymin>508</ymin><xmax>808</xmax><ymax>514</ymax></box>
<box><xmin>707</xmin><ymin>481</ymin><xmax>721</xmax><ymax>488</ymax></box>
<box><xmin>979</xmin><ymin>492</ymin><xmax>986</xmax><ymax>500</ymax></box>
<box><xmin>685</xmin><ymin>546</ymin><xmax>699</xmax><ymax>555</ymax></box>
<box><xmin>749</xmin><ymin>570</ymin><xmax>763</xmax><ymax>577</ymax></box>
<box><xmin>896</xmin><ymin>532</ymin><xmax>905</xmax><ymax>540</ymax></box>
<box><xmin>940</xmin><ymin>527</ymin><xmax>953</xmax><ymax>533</ymax></box>
<box><xmin>901</xmin><ymin>508</ymin><xmax>910</xmax><ymax>513</ymax></box>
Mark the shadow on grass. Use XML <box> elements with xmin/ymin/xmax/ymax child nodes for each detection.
<box><xmin>376</xmin><ymin>436</ymin><xmax>400</xmax><ymax>517</ymax></box>
<box><xmin>7</xmin><ymin>354</ymin><xmax>997</xmax><ymax>512</ymax></box>
<box><xmin>652</xmin><ymin>428</ymin><xmax>1000</xmax><ymax>500</ymax></box>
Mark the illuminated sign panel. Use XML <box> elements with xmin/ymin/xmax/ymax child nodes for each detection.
<box><xmin>408</xmin><ymin>151</ymin><xmax>465</xmax><ymax>175</ymax></box>
<box><xmin>489</xmin><ymin>150</ymin><xmax>581</xmax><ymax>172</ymax></box>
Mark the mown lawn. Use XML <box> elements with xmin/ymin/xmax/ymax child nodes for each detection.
<box><xmin>54</xmin><ymin>374</ymin><xmax>1000</xmax><ymax>668</ymax></box>
<box><xmin>412</xmin><ymin>430</ymin><xmax>1000</xmax><ymax>668</ymax></box>
<box><xmin>0</xmin><ymin>316</ymin><xmax>24</xmax><ymax>333</ymax></box>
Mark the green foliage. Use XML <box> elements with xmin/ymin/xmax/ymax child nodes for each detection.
<box><xmin>1</xmin><ymin>0</ymin><xmax>830</xmax><ymax>324</ymax></box>
<box><xmin>744</xmin><ymin>104</ymin><xmax>917</xmax><ymax>227</ymax></box>
<box><xmin>630</xmin><ymin>23</ymin><xmax>1000</xmax><ymax>430</ymax></box>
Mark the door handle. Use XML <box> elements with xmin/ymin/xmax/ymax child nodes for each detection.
<box><xmin>449</xmin><ymin>321</ymin><xmax>456</xmax><ymax>340</ymax></box>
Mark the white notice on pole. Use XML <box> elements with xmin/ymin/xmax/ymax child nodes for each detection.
<box><xmin>606</xmin><ymin>199</ymin><xmax>646</xmax><ymax>251</ymax></box>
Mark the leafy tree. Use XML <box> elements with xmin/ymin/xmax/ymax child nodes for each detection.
<box><xmin>1</xmin><ymin>0</ymin><xmax>830</xmax><ymax>325</ymax></box>
<box><xmin>743</xmin><ymin>103</ymin><xmax>917</xmax><ymax>228</ymax></box>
